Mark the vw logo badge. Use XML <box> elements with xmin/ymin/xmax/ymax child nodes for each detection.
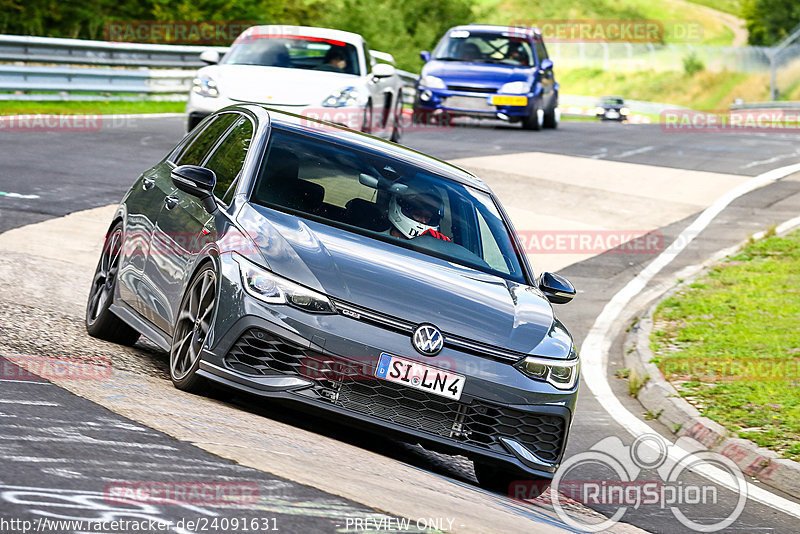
<box><xmin>412</xmin><ymin>324</ymin><xmax>443</xmax><ymax>356</ymax></box>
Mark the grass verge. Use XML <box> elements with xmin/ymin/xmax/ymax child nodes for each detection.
<box><xmin>651</xmin><ymin>229</ymin><xmax>800</xmax><ymax>461</ymax></box>
<box><xmin>0</xmin><ymin>100</ymin><xmax>186</xmax><ymax>116</ymax></box>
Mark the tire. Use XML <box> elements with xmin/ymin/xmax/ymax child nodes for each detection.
<box><xmin>474</xmin><ymin>461</ymin><xmax>550</xmax><ymax>498</ymax></box>
<box><xmin>85</xmin><ymin>222</ymin><xmax>140</xmax><ymax>346</ymax></box>
<box><xmin>521</xmin><ymin>103</ymin><xmax>543</xmax><ymax>131</ymax></box>
<box><xmin>170</xmin><ymin>264</ymin><xmax>217</xmax><ymax>393</ymax></box>
<box><xmin>543</xmin><ymin>105</ymin><xmax>559</xmax><ymax>129</ymax></box>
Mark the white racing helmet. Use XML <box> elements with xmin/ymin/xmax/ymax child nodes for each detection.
<box><xmin>387</xmin><ymin>185</ymin><xmax>444</xmax><ymax>239</ymax></box>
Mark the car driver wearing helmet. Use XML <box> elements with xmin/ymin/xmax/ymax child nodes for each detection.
<box><xmin>384</xmin><ymin>185</ymin><xmax>451</xmax><ymax>242</ymax></box>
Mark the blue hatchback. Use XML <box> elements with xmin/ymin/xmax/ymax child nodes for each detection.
<box><xmin>414</xmin><ymin>25</ymin><xmax>559</xmax><ymax>130</ymax></box>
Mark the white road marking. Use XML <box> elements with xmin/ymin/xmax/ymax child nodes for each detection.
<box><xmin>589</xmin><ymin>147</ymin><xmax>608</xmax><ymax>159</ymax></box>
<box><xmin>580</xmin><ymin>161</ymin><xmax>800</xmax><ymax>518</ymax></box>
<box><xmin>0</xmin><ymin>191</ymin><xmax>40</xmax><ymax>199</ymax></box>
<box><xmin>0</xmin><ymin>399</ymin><xmax>58</xmax><ymax>406</ymax></box>
<box><xmin>0</xmin><ymin>378</ymin><xmax>50</xmax><ymax>384</ymax></box>
<box><xmin>617</xmin><ymin>146</ymin><xmax>654</xmax><ymax>158</ymax></box>
<box><xmin>740</xmin><ymin>148</ymin><xmax>800</xmax><ymax>170</ymax></box>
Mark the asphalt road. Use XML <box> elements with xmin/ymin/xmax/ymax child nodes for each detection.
<box><xmin>0</xmin><ymin>357</ymin><xmax>417</xmax><ymax>534</ymax></box>
<box><xmin>2</xmin><ymin>116</ymin><xmax>800</xmax><ymax>533</ymax></box>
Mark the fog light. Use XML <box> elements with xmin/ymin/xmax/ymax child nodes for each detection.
<box><xmin>420</xmin><ymin>90</ymin><xmax>433</xmax><ymax>102</ymax></box>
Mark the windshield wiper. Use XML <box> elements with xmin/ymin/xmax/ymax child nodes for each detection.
<box><xmin>433</xmin><ymin>57</ymin><xmax>462</xmax><ymax>61</ymax></box>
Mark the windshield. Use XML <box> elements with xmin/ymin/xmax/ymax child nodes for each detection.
<box><xmin>251</xmin><ymin>129</ymin><xmax>527</xmax><ymax>283</ymax></box>
<box><xmin>601</xmin><ymin>98</ymin><xmax>625</xmax><ymax>106</ymax></box>
<box><xmin>433</xmin><ymin>30</ymin><xmax>534</xmax><ymax>67</ymax></box>
<box><xmin>223</xmin><ymin>34</ymin><xmax>361</xmax><ymax>76</ymax></box>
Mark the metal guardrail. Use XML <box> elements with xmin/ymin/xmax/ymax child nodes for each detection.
<box><xmin>0</xmin><ymin>34</ymin><xmax>418</xmax><ymax>103</ymax></box>
<box><xmin>0</xmin><ymin>34</ymin><xmax>228</xmax><ymax>68</ymax></box>
<box><xmin>0</xmin><ymin>65</ymin><xmax>193</xmax><ymax>94</ymax></box>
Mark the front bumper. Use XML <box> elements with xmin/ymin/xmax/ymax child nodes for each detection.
<box><xmin>197</xmin><ymin>254</ymin><xmax>579</xmax><ymax>479</ymax></box>
<box><xmin>415</xmin><ymin>87</ymin><xmax>534</xmax><ymax>119</ymax></box>
<box><xmin>186</xmin><ymin>91</ymin><xmax>364</xmax><ymax>130</ymax></box>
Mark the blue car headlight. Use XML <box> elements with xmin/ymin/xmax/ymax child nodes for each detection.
<box><xmin>234</xmin><ymin>254</ymin><xmax>336</xmax><ymax>314</ymax></box>
<box><xmin>516</xmin><ymin>349</ymin><xmax>580</xmax><ymax>390</ymax></box>
<box><xmin>322</xmin><ymin>87</ymin><xmax>362</xmax><ymax>108</ymax></box>
<box><xmin>192</xmin><ymin>75</ymin><xmax>219</xmax><ymax>98</ymax></box>
<box><xmin>419</xmin><ymin>75</ymin><xmax>446</xmax><ymax>89</ymax></box>
<box><xmin>498</xmin><ymin>81</ymin><xmax>529</xmax><ymax>94</ymax></box>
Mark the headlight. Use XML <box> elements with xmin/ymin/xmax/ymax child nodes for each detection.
<box><xmin>322</xmin><ymin>87</ymin><xmax>362</xmax><ymax>108</ymax></box>
<box><xmin>234</xmin><ymin>254</ymin><xmax>336</xmax><ymax>314</ymax></box>
<box><xmin>498</xmin><ymin>81</ymin><xmax>529</xmax><ymax>94</ymax></box>
<box><xmin>516</xmin><ymin>353</ymin><xmax>580</xmax><ymax>390</ymax></box>
<box><xmin>419</xmin><ymin>75</ymin><xmax>446</xmax><ymax>89</ymax></box>
<box><xmin>620</xmin><ymin>107</ymin><xmax>631</xmax><ymax>115</ymax></box>
<box><xmin>192</xmin><ymin>75</ymin><xmax>219</xmax><ymax>98</ymax></box>
<box><xmin>595</xmin><ymin>106</ymin><xmax>606</xmax><ymax>115</ymax></box>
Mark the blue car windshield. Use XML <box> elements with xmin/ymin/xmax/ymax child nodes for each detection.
<box><xmin>250</xmin><ymin>129</ymin><xmax>527</xmax><ymax>283</ymax></box>
<box><xmin>433</xmin><ymin>30</ymin><xmax>534</xmax><ymax>67</ymax></box>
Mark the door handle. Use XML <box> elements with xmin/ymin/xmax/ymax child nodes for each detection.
<box><xmin>164</xmin><ymin>195</ymin><xmax>179</xmax><ymax>210</ymax></box>
<box><xmin>142</xmin><ymin>177</ymin><xmax>155</xmax><ymax>191</ymax></box>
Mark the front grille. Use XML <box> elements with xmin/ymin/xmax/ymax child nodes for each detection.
<box><xmin>445</xmin><ymin>95</ymin><xmax>495</xmax><ymax>112</ymax></box>
<box><xmin>224</xmin><ymin>328</ymin><xmax>566</xmax><ymax>463</ymax></box>
<box><xmin>447</xmin><ymin>85</ymin><xmax>497</xmax><ymax>94</ymax></box>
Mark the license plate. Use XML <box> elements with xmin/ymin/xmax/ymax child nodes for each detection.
<box><xmin>491</xmin><ymin>95</ymin><xmax>528</xmax><ymax>106</ymax></box>
<box><xmin>606</xmin><ymin>110</ymin><xmax>619</xmax><ymax>118</ymax></box>
<box><xmin>375</xmin><ymin>353</ymin><xmax>465</xmax><ymax>400</ymax></box>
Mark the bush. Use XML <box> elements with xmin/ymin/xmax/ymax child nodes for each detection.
<box><xmin>683</xmin><ymin>53</ymin><xmax>705</xmax><ymax>76</ymax></box>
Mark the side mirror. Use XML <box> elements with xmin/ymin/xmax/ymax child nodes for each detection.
<box><xmin>420</xmin><ymin>51</ymin><xmax>431</xmax><ymax>63</ymax></box>
<box><xmin>199</xmin><ymin>49</ymin><xmax>220</xmax><ymax>65</ymax></box>
<box><xmin>171</xmin><ymin>165</ymin><xmax>217</xmax><ymax>213</ymax></box>
<box><xmin>372</xmin><ymin>63</ymin><xmax>396</xmax><ymax>78</ymax></box>
<box><xmin>540</xmin><ymin>58</ymin><xmax>553</xmax><ymax>71</ymax></box>
<box><xmin>538</xmin><ymin>272</ymin><xmax>575</xmax><ymax>304</ymax></box>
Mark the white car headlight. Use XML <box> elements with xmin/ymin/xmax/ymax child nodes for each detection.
<box><xmin>322</xmin><ymin>87</ymin><xmax>362</xmax><ymax>108</ymax></box>
<box><xmin>235</xmin><ymin>254</ymin><xmax>336</xmax><ymax>314</ymax></box>
<box><xmin>498</xmin><ymin>81</ymin><xmax>529</xmax><ymax>94</ymax></box>
<box><xmin>192</xmin><ymin>75</ymin><xmax>219</xmax><ymax>98</ymax></box>
<box><xmin>516</xmin><ymin>354</ymin><xmax>580</xmax><ymax>390</ymax></box>
<box><xmin>419</xmin><ymin>75</ymin><xmax>446</xmax><ymax>89</ymax></box>
<box><xmin>620</xmin><ymin>106</ymin><xmax>631</xmax><ymax>115</ymax></box>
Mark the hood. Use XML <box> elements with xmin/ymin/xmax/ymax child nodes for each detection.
<box><xmin>201</xmin><ymin>64</ymin><xmax>360</xmax><ymax>106</ymax></box>
<box><xmin>238</xmin><ymin>204</ymin><xmax>558</xmax><ymax>356</ymax></box>
<box><xmin>423</xmin><ymin>61</ymin><xmax>530</xmax><ymax>90</ymax></box>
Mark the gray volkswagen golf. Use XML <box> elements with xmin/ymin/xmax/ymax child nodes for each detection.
<box><xmin>86</xmin><ymin>104</ymin><xmax>579</xmax><ymax>492</ymax></box>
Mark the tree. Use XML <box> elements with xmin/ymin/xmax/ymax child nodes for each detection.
<box><xmin>744</xmin><ymin>0</ymin><xmax>800</xmax><ymax>45</ymax></box>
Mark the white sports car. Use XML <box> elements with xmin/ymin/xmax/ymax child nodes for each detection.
<box><xmin>185</xmin><ymin>25</ymin><xmax>405</xmax><ymax>142</ymax></box>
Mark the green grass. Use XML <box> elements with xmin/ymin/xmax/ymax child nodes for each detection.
<box><xmin>684</xmin><ymin>0</ymin><xmax>743</xmax><ymax>17</ymax></box>
<box><xmin>652</xmin><ymin>230</ymin><xmax>800</xmax><ymax>461</ymax></box>
<box><xmin>475</xmin><ymin>0</ymin><xmax>737</xmax><ymax>45</ymax></box>
<box><xmin>0</xmin><ymin>100</ymin><xmax>185</xmax><ymax>116</ymax></box>
<box><xmin>559</xmin><ymin>67</ymin><xmax>774</xmax><ymax>110</ymax></box>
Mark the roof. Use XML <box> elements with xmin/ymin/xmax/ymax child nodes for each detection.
<box><xmin>243</xmin><ymin>104</ymin><xmax>490</xmax><ymax>192</ymax></box>
<box><xmin>234</xmin><ymin>25</ymin><xmax>365</xmax><ymax>47</ymax></box>
<box><xmin>453</xmin><ymin>24</ymin><xmax>542</xmax><ymax>37</ymax></box>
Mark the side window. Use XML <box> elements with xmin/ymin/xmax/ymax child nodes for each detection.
<box><xmin>176</xmin><ymin>113</ymin><xmax>238</xmax><ymax>167</ymax></box>
<box><xmin>477</xmin><ymin>210</ymin><xmax>506</xmax><ymax>273</ymax></box>
<box><xmin>534</xmin><ymin>41</ymin><xmax>548</xmax><ymax>62</ymax></box>
<box><xmin>203</xmin><ymin>116</ymin><xmax>254</xmax><ymax>204</ymax></box>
